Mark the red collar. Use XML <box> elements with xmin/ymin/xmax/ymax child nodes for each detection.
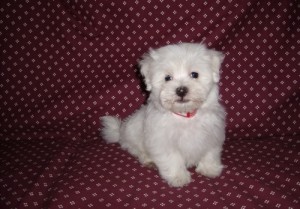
<box><xmin>173</xmin><ymin>110</ymin><xmax>197</xmax><ymax>118</ymax></box>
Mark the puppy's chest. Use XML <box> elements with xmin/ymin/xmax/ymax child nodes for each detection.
<box><xmin>175</xmin><ymin>134</ymin><xmax>205</xmax><ymax>166</ymax></box>
<box><xmin>176</xmin><ymin>128</ymin><xmax>205</xmax><ymax>147</ymax></box>
<box><xmin>174</xmin><ymin>121</ymin><xmax>213</xmax><ymax>155</ymax></box>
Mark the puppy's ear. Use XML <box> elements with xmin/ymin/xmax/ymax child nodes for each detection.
<box><xmin>209</xmin><ymin>50</ymin><xmax>225</xmax><ymax>83</ymax></box>
<box><xmin>139</xmin><ymin>48</ymin><xmax>157</xmax><ymax>91</ymax></box>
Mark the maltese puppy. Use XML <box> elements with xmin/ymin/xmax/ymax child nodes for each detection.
<box><xmin>101</xmin><ymin>43</ymin><xmax>225</xmax><ymax>187</ymax></box>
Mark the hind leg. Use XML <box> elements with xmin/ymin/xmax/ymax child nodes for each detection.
<box><xmin>119</xmin><ymin>137</ymin><xmax>153</xmax><ymax>165</ymax></box>
<box><xmin>100</xmin><ymin>116</ymin><xmax>121</xmax><ymax>143</ymax></box>
<box><xmin>118</xmin><ymin>107</ymin><xmax>153</xmax><ymax>165</ymax></box>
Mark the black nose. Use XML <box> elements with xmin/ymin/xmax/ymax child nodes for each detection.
<box><xmin>176</xmin><ymin>86</ymin><xmax>188</xmax><ymax>97</ymax></box>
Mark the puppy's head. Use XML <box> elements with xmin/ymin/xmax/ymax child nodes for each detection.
<box><xmin>139</xmin><ymin>43</ymin><xmax>224</xmax><ymax>114</ymax></box>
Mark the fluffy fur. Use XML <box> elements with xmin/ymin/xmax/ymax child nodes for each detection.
<box><xmin>101</xmin><ymin>43</ymin><xmax>226</xmax><ymax>187</ymax></box>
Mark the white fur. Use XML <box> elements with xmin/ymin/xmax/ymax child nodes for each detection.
<box><xmin>100</xmin><ymin>43</ymin><xmax>225</xmax><ymax>187</ymax></box>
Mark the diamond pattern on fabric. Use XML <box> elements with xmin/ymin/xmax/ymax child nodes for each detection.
<box><xmin>0</xmin><ymin>0</ymin><xmax>299</xmax><ymax>208</ymax></box>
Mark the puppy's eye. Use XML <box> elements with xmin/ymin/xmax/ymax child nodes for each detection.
<box><xmin>165</xmin><ymin>75</ymin><xmax>172</xmax><ymax>81</ymax></box>
<box><xmin>190</xmin><ymin>72</ymin><xmax>199</xmax><ymax>79</ymax></box>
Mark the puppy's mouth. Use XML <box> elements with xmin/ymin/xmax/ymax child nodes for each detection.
<box><xmin>175</xmin><ymin>98</ymin><xmax>190</xmax><ymax>104</ymax></box>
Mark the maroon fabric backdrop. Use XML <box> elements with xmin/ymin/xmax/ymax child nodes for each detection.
<box><xmin>0</xmin><ymin>0</ymin><xmax>299</xmax><ymax>208</ymax></box>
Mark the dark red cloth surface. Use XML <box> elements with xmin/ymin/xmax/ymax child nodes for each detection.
<box><xmin>1</xmin><ymin>137</ymin><xmax>299</xmax><ymax>208</ymax></box>
<box><xmin>0</xmin><ymin>0</ymin><xmax>299</xmax><ymax>208</ymax></box>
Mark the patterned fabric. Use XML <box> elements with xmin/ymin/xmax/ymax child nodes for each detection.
<box><xmin>0</xmin><ymin>0</ymin><xmax>299</xmax><ymax>208</ymax></box>
<box><xmin>0</xmin><ymin>137</ymin><xmax>299</xmax><ymax>208</ymax></box>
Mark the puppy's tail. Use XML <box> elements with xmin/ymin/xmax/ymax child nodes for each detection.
<box><xmin>100</xmin><ymin>116</ymin><xmax>122</xmax><ymax>143</ymax></box>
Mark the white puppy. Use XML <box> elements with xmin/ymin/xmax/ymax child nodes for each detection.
<box><xmin>101</xmin><ymin>43</ymin><xmax>225</xmax><ymax>187</ymax></box>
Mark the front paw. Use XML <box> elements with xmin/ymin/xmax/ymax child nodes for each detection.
<box><xmin>165</xmin><ymin>170</ymin><xmax>191</xmax><ymax>187</ymax></box>
<box><xmin>196</xmin><ymin>162</ymin><xmax>223</xmax><ymax>178</ymax></box>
